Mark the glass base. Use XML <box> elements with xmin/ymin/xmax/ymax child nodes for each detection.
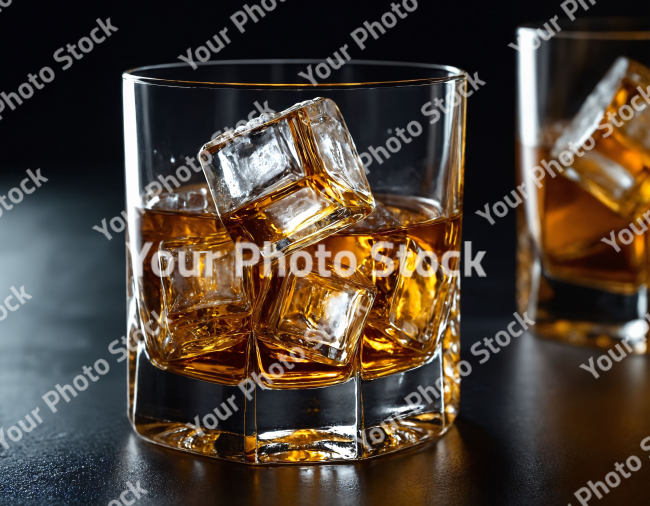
<box><xmin>523</xmin><ymin>267</ymin><xmax>648</xmax><ymax>354</ymax></box>
<box><xmin>359</xmin><ymin>357</ymin><xmax>446</xmax><ymax>458</ymax></box>
<box><xmin>128</xmin><ymin>291</ymin><xmax>460</xmax><ymax>464</ymax></box>
<box><xmin>533</xmin><ymin>321</ymin><xmax>648</xmax><ymax>353</ymax></box>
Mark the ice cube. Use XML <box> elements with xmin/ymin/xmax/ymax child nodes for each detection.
<box><xmin>307</xmin><ymin>211</ymin><xmax>452</xmax><ymax>354</ymax></box>
<box><xmin>209</xmin><ymin>120</ymin><xmax>304</xmax><ymax>213</ymax></box>
<box><xmin>552</xmin><ymin>57</ymin><xmax>650</xmax><ymax>218</ymax></box>
<box><xmin>159</xmin><ymin>233</ymin><xmax>253</xmax><ymax>361</ymax></box>
<box><xmin>253</xmin><ymin>259</ymin><xmax>376</xmax><ymax>366</ymax></box>
<box><xmin>365</xmin><ymin>237</ymin><xmax>452</xmax><ymax>352</ymax></box>
<box><xmin>199</xmin><ymin>97</ymin><xmax>375</xmax><ymax>259</ymax></box>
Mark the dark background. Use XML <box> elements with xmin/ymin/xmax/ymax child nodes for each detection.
<box><xmin>1</xmin><ymin>0</ymin><xmax>649</xmax><ymax>314</ymax></box>
<box><xmin>2</xmin><ymin>1</ymin><xmax>650</xmax><ymax>505</ymax></box>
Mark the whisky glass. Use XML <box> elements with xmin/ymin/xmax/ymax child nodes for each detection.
<box><xmin>123</xmin><ymin>60</ymin><xmax>466</xmax><ymax>463</ymax></box>
<box><xmin>516</xmin><ymin>19</ymin><xmax>650</xmax><ymax>352</ymax></box>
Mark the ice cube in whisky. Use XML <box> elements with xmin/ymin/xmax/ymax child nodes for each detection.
<box><xmin>199</xmin><ymin>98</ymin><xmax>375</xmax><ymax>259</ymax></box>
<box><xmin>552</xmin><ymin>56</ymin><xmax>650</xmax><ymax>218</ymax></box>
<box><xmin>252</xmin><ymin>257</ymin><xmax>376</xmax><ymax>388</ymax></box>
<box><xmin>158</xmin><ymin>233</ymin><xmax>254</xmax><ymax>361</ymax></box>
<box><xmin>137</xmin><ymin>186</ymin><xmax>251</xmax><ymax>385</ymax></box>
<box><xmin>308</xmin><ymin>197</ymin><xmax>460</xmax><ymax>380</ymax></box>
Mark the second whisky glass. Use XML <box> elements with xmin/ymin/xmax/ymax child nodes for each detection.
<box><xmin>516</xmin><ymin>18</ymin><xmax>650</xmax><ymax>352</ymax></box>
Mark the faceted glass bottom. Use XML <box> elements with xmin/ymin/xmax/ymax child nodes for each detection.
<box><xmin>128</xmin><ymin>290</ymin><xmax>461</xmax><ymax>464</ymax></box>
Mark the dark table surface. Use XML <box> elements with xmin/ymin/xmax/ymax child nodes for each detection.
<box><xmin>1</xmin><ymin>174</ymin><xmax>649</xmax><ymax>506</ymax></box>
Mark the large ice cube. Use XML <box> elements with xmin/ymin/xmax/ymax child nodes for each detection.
<box><xmin>159</xmin><ymin>233</ymin><xmax>253</xmax><ymax>361</ymax></box>
<box><xmin>552</xmin><ymin>57</ymin><xmax>650</xmax><ymax>218</ymax></box>
<box><xmin>312</xmin><ymin>201</ymin><xmax>452</xmax><ymax>354</ymax></box>
<box><xmin>253</xmin><ymin>258</ymin><xmax>376</xmax><ymax>367</ymax></box>
<box><xmin>366</xmin><ymin>236</ymin><xmax>452</xmax><ymax>352</ymax></box>
<box><xmin>199</xmin><ymin>98</ymin><xmax>374</xmax><ymax>259</ymax></box>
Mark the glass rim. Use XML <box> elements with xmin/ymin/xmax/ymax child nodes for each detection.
<box><xmin>122</xmin><ymin>59</ymin><xmax>467</xmax><ymax>90</ymax></box>
<box><xmin>517</xmin><ymin>16</ymin><xmax>650</xmax><ymax>40</ymax></box>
